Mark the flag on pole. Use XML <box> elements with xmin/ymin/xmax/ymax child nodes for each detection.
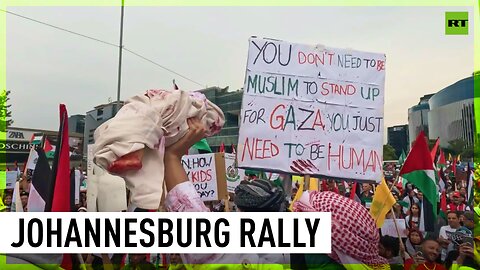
<box><xmin>219</xmin><ymin>142</ymin><xmax>225</xmax><ymax>153</ymax></box>
<box><xmin>50</xmin><ymin>105</ymin><xmax>73</xmax><ymax>269</ymax></box>
<box><xmin>24</xmin><ymin>147</ymin><xmax>39</xmax><ymax>174</ymax></box>
<box><xmin>11</xmin><ymin>181</ymin><xmax>23</xmax><ymax>212</ymax></box>
<box><xmin>30</xmin><ymin>133</ymin><xmax>43</xmax><ymax>145</ymax></box>
<box><xmin>50</xmin><ymin>104</ymin><xmax>72</xmax><ymax>212</ymax></box>
<box><xmin>370</xmin><ymin>177</ymin><xmax>396</xmax><ymax>228</ymax></box>
<box><xmin>398</xmin><ymin>150</ymin><xmax>406</xmax><ymax>166</ymax></box>
<box><xmin>399</xmin><ymin>131</ymin><xmax>438</xmax><ymax>232</ymax></box>
<box><xmin>192</xmin><ymin>138</ymin><xmax>212</xmax><ymax>153</ymax></box>
<box><xmin>349</xmin><ymin>181</ymin><xmax>362</xmax><ymax>203</ymax></box>
<box><xmin>466</xmin><ymin>163</ymin><xmax>474</xmax><ymax>206</ymax></box>
<box><xmin>308</xmin><ymin>178</ymin><xmax>319</xmax><ymax>192</ymax></box>
<box><xmin>398</xmin><ymin>150</ymin><xmax>407</xmax><ymax>188</ymax></box>
<box><xmin>452</xmin><ymin>156</ymin><xmax>457</xmax><ymax>178</ymax></box>
<box><xmin>439</xmin><ymin>191</ymin><xmax>448</xmax><ymax>219</ymax></box>
<box><xmin>43</xmin><ymin>137</ymin><xmax>54</xmax><ymax>153</ymax></box>
<box><xmin>27</xmin><ymin>147</ymin><xmax>53</xmax><ymax>212</ymax></box>
<box><xmin>430</xmin><ymin>138</ymin><xmax>440</xmax><ymax>161</ymax></box>
<box><xmin>289</xmin><ymin>176</ymin><xmax>304</xmax><ymax>211</ymax></box>
<box><xmin>437</xmin><ymin>150</ymin><xmax>447</xmax><ymax>169</ymax></box>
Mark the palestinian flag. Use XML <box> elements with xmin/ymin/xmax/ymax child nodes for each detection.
<box><xmin>43</xmin><ymin>137</ymin><xmax>54</xmax><ymax>152</ymax></box>
<box><xmin>27</xmin><ymin>147</ymin><xmax>53</xmax><ymax>212</ymax></box>
<box><xmin>191</xmin><ymin>138</ymin><xmax>212</xmax><ymax>154</ymax></box>
<box><xmin>398</xmin><ymin>150</ymin><xmax>406</xmax><ymax>166</ymax></box>
<box><xmin>398</xmin><ymin>150</ymin><xmax>407</xmax><ymax>187</ymax></box>
<box><xmin>30</xmin><ymin>133</ymin><xmax>43</xmax><ymax>145</ymax></box>
<box><xmin>437</xmin><ymin>151</ymin><xmax>448</xmax><ymax>193</ymax></box>
<box><xmin>50</xmin><ymin>104</ymin><xmax>73</xmax><ymax>212</ymax></box>
<box><xmin>349</xmin><ymin>181</ymin><xmax>362</xmax><ymax>204</ymax></box>
<box><xmin>430</xmin><ymin>137</ymin><xmax>439</xmax><ymax>161</ymax></box>
<box><xmin>399</xmin><ymin>131</ymin><xmax>437</xmax><ymax>232</ymax></box>
<box><xmin>50</xmin><ymin>104</ymin><xmax>74</xmax><ymax>269</ymax></box>
<box><xmin>439</xmin><ymin>191</ymin><xmax>447</xmax><ymax>219</ymax></box>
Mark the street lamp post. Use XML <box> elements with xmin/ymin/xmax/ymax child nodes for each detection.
<box><xmin>115</xmin><ymin>0</ymin><xmax>125</xmax><ymax>115</ymax></box>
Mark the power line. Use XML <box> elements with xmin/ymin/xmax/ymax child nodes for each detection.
<box><xmin>123</xmin><ymin>47</ymin><xmax>205</xmax><ymax>87</ymax></box>
<box><xmin>2</xmin><ymin>9</ymin><xmax>207</xmax><ymax>88</ymax></box>
<box><xmin>2</xmin><ymin>9</ymin><xmax>119</xmax><ymax>48</ymax></box>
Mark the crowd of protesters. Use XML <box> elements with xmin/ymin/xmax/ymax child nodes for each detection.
<box><xmin>1</xmin><ymin>114</ymin><xmax>478</xmax><ymax>270</ymax></box>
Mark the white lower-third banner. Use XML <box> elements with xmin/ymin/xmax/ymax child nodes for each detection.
<box><xmin>0</xmin><ymin>212</ymin><xmax>331</xmax><ymax>254</ymax></box>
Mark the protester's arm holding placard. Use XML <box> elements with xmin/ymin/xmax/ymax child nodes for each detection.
<box><xmin>164</xmin><ymin>118</ymin><xmax>210</xmax><ymax>212</ymax></box>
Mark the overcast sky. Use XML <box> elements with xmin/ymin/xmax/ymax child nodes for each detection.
<box><xmin>7</xmin><ymin>6</ymin><xmax>473</xmax><ymax>138</ymax></box>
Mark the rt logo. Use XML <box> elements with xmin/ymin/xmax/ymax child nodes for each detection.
<box><xmin>445</xmin><ymin>12</ymin><xmax>468</xmax><ymax>35</ymax></box>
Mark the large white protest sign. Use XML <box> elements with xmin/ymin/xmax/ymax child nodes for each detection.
<box><xmin>224</xmin><ymin>153</ymin><xmax>245</xmax><ymax>193</ymax></box>
<box><xmin>182</xmin><ymin>153</ymin><xmax>227</xmax><ymax>201</ymax></box>
<box><xmin>238</xmin><ymin>37</ymin><xmax>385</xmax><ymax>182</ymax></box>
<box><xmin>381</xmin><ymin>219</ymin><xmax>407</xmax><ymax>238</ymax></box>
<box><xmin>5</xmin><ymin>171</ymin><xmax>19</xmax><ymax>189</ymax></box>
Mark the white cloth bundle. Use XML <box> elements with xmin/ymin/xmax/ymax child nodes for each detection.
<box><xmin>93</xmin><ymin>89</ymin><xmax>225</xmax><ymax>210</ymax></box>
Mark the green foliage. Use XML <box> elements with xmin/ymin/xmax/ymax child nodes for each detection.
<box><xmin>0</xmin><ymin>90</ymin><xmax>13</xmax><ymax>132</ymax></box>
<box><xmin>447</xmin><ymin>139</ymin><xmax>467</xmax><ymax>156</ymax></box>
<box><xmin>383</xmin><ymin>144</ymin><xmax>397</xmax><ymax>160</ymax></box>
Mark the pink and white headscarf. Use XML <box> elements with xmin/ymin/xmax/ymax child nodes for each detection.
<box><xmin>294</xmin><ymin>191</ymin><xmax>390</xmax><ymax>270</ymax></box>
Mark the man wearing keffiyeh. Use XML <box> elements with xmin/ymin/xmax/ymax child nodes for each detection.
<box><xmin>293</xmin><ymin>191</ymin><xmax>391</xmax><ymax>270</ymax></box>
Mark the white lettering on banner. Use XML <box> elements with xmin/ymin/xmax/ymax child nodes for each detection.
<box><xmin>238</xmin><ymin>37</ymin><xmax>385</xmax><ymax>182</ymax></box>
<box><xmin>182</xmin><ymin>153</ymin><xmax>219</xmax><ymax>201</ymax></box>
<box><xmin>0</xmin><ymin>212</ymin><xmax>331</xmax><ymax>254</ymax></box>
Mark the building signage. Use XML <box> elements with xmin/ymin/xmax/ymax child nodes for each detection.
<box><xmin>0</xmin><ymin>141</ymin><xmax>32</xmax><ymax>152</ymax></box>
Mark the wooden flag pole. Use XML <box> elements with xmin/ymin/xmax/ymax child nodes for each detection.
<box><xmin>389</xmin><ymin>207</ymin><xmax>414</xmax><ymax>263</ymax></box>
<box><xmin>224</xmin><ymin>197</ymin><xmax>230</xmax><ymax>212</ymax></box>
<box><xmin>304</xmin><ymin>175</ymin><xmax>311</xmax><ymax>191</ymax></box>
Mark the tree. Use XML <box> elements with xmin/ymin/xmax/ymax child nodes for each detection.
<box><xmin>383</xmin><ymin>144</ymin><xmax>397</xmax><ymax>160</ymax></box>
<box><xmin>0</xmin><ymin>90</ymin><xmax>13</xmax><ymax>132</ymax></box>
<box><xmin>447</xmin><ymin>139</ymin><xmax>467</xmax><ymax>156</ymax></box>
<box><xmin>428</xmin><ymin>139</ymin><xmax>438</xmax><ymax>150</ymax></box>
<box><xmin>461</xmin><ymin>145</ymin><xmax>473</xmax><ymax>159</ymax></box>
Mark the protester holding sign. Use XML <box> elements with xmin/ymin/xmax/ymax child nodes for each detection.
<box><xmin>162</xmin><ymin>118</ymin><xmax>286</xmax><ymax>269</ymax></box>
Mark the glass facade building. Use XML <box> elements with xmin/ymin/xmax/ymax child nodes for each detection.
<box><xmin>199</xmin><ymin>87</ymin><xmax>242</xmax><ymax>152</ymax></box>
<box><xmin>428</xmin><ymin>75</ymin><xmax>475</xmax><ymax>147</ymax></box>
<box><xmin>387</xmin><ymin>125</ymin><xmax>409</xmax><ymax>157</ymax></box>
<box><xmin>408</xmin><ymin>94</ymin><xmax>433</xmax><ymax>145</ymax></box>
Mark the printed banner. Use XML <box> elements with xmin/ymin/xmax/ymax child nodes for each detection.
<box><xmin>225</xmin><ymin>153</ymin><xmax>245</xmax><ymax>193</ymax></box>
<box><xmin>238</xmin><ymin>37</ymin><xmax>385</xmax><ymax>182</ymax></box>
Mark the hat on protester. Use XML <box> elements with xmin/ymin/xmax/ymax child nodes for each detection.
<box><xmin>234</xmin><ymin>179</ymin><xmax>286</xmax><ymax>212</ymax></box>
<box><xmin>20</xmin><ymin>191</ymin><xmax>29</xmax><ymax>197</ymax></box>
